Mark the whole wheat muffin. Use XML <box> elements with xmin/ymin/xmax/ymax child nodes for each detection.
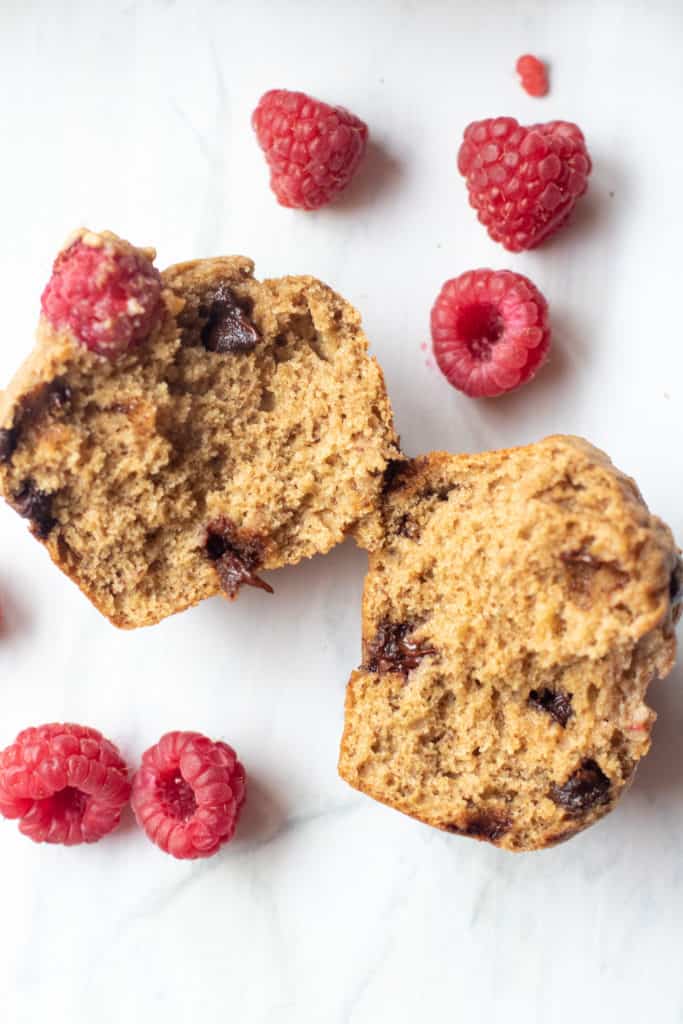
<box><xmin>0</xmin><ymin>230</ymin><xmax>399</xmax><ymax>628</ymax></box>
<box><xmin>339</xmin><ymin>437</ymin><xmax>681</xmax><ymax>851</ymax></box>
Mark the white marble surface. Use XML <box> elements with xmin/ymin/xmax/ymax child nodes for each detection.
<box><xmin>1</xmin><ymin>1</ymin><xmax>683</xmax><ymax>1020</ymax></box>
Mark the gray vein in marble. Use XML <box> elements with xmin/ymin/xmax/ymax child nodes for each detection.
<box><xmin>170</xmin><ymin>99</ymin><xmax>214</xmax><ymax>168</ymax></box>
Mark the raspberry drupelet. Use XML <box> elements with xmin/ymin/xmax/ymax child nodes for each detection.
<box><xmin>431</xmin><ymin>269</ymin><xmax>551</xmax><ymax>398</ymax></box>
<box><xmin>252</xmin><ymin>89</ymin><xmax>368</xmax><ymax>210</ymax></box>
<box><xmin>0</xmin><ymin>723</ymin><xmax>131</xmax><ymax>845</ymax></box>
<box><xmin>131</xmin><ymin>731</ymin><xmax>246</xmax><ymax>860</ymax></box>
<box><xmin>516</xmin><ymin>55</ymin><xmax>549</xmax><ymax>97</ymax></box>
<box><xmin>41</xmin><ymin>229</ymin><xmax>162</xmax><ymax>357</ymax></box>
<box><xmin>458</xmin><ymin>117</ymin><xmax>591</xmax><ymax>251</ymax></box>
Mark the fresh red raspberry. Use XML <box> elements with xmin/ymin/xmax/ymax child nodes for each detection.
<box><xmin>0</xmin><ymin>780</ymin><xmax>31</xmax><ymax>821</ymax></box>
<box><xmin>516</xmin><ymin>55</ymin><xmax>549</xmax><ymax>97</ymax></box>
<box><xmin>251</xmin><ymin>89</ymin><xmax>368</xmax><ymax>210</ymax></box>
<box><xmin>457</xmin><ymin>118</ymin><xmax>591</xmax><ymax>251</ymax></box>
<box><xmin>0</xmin><ymin>723</ymin><xmax>131</xmax><ymax>845</ymax></box>
<box><xmin>41</xmin><ymin>230</ymin><xmax>162</xmax><ymax>358</ymax></box>
<box><xmin>131</xmin><ymin>731</ymin><xmax>246</xmax><ymax>860</ymax></box>
<box><xmin>431</xmin><ymin>269</ymin><xmax>551</xmax><ymax>398</ymax></box>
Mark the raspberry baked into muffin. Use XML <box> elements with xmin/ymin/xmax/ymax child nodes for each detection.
<box><xmin>341</xmin><ymin>437</ymin><xmax>681</xmax><ymax>851</ymax></box>
<box><xmin>0</xmin><ymin>230</ymin><xmax>399</xmax><ymax>627</ymax></box>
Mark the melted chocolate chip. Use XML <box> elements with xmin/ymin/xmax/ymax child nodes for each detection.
<box><xmin>419</xmin><ymin>481</ymin><xmax>455</xmax><ymax>502</ymax></box>
<box><xmin>445</xmin><ymin>814</ymin><xmax>511</xmax><ymax>842</ymax></box>
<box><xmin>560</xmin><ymin>549</ymin><xmax>602</xmax><ymax>593</ymax></box>
<box><xmin>560</xmin><ymin>548</ymin><xmax>628</xmax><ymax>603</ymax></box>
<box><xmin>0</xmin><ymin>426</ymin><xmax>19</xmax><ymax>463</ymax></box>
<box><xmin>383</xmin><ymin>458</ymin><xmax>456</xmax><ymax>509</ymax></box>
<box><xmin>205</xmin><ymin>517</ymin><xmax>273</xmax><ymax>599</ymax></box>
<box><xmin>12</xmin><ymin>481</ymin><xmax>57</xmax><ymax>539</ymax></box>
<box><xmin>382</xmin><ymin>459</ymin><xmax>413</xmax><ymax>494</ymax></box>
<box><xmin>20</xmin><ymin>378</ymin><xmax>72</xmax><ymax>420</ymax></box>
<box><xmin>560</xmin><ymin>548</ymin><xmax>602</xmax><ymax>566</ymax></box>
<box><xmin>549</xmin><ymin>759</ymin><xmax>610</xmax><ymax>815</ymax></box>
<box><xmin>0</xmin><ymin>378</ymin><xmax>72</xmax><ymax>465</ymax></box>
<box><xmin>201</xmin><ymin>285</ymin><xmax>260</xmax><ymax>354</ymax></box>
<box><xmin>670</xmin><ymin>560</ymin><xmax>682</xmax><ymax>607</ymax></box>
<box><xmin>528</xmin><ymin>687</ymin><xmax>573</xmax><ymax>727</ymax></box>
<box><xmin>45</xmin><ymin>379</ymin><xmax>72</xmax><ymax>411</ymax></box>
<box><xmin>364</xmin><ymin>621</ymin><xmax>436</xmax><ymax>675</ymax></box>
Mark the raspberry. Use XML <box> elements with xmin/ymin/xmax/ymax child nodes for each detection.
<box><xmin>0</xmin><ymin>723</ymin><xmax>131</xmax><ymax>845</ymax></box>
<box><xmin>251</xmin><ymin>89</ymin><xmax>368</xmax><ymax>210</ymax></box>
<box><xmin>516</xmin><ymin>55</ymin><xmax>549</xmax><ymax>97</ymax></box>
<box><xmin>430</xmin><ymin>269</ymin><xmax>551</xmax><ymax>398</ymax></box>
<box><xmin>457</xmin><ymin>118</ymin><xmax>591</xmax><ymax>251</ymax></box>
<box><xmin>131</xmin><ymin>731</ymin><xmax>246</xmax><ymax>860</ymax></box>
<box><xmin>41</xmin><ymin>230</ymin><xmax>162</xmax><ymax>357</ymax></box>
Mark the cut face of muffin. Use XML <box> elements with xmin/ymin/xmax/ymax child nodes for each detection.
<box><xmin>0</xmin><ymin>230</ymin><xmax>399</xmax><ymax>628</ymax></box>
<box><xmin>339</xmin><ymin>437</ymin><xmax>681</xmax><ymax>851</ymax></box>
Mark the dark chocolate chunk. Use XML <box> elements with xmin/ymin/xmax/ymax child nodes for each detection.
<box><xmin>0</xmin><ymin>426</ymin><xmax>19</xmax><ymax>463</ymax></box>
<box><xmin>364</xmin><ymin>621</ymin><xmax>436</xmax><ymax>675</ymax></box>
<box><xmin>12</xmin><ymin>481</ymin><xmax>57</xmax><ymax>539</ymax></box>
<box><xmin>560</xmin><ymin>547</ymin><xmax>628</xmax><ymax>602</ymax></box>
<box><xmin>214</xmin><ymin>551</ymin><xmax>274</xmax><ymax>598</ymax></box>
<box><xmin>0</xmin><ymin>378</ymin><xmax>72</xmax><ymax>464</ymax></box>
<box><xmin>421</xmin><ymin>483</ymin><xmax>453</xmax><ymax>502</ymax></box>
<box><xmin>560</xmin><ymin>548</ymin><xmax>602</xmax><ymax>566</ymax></box>
<box><xmin>445</xmin><ymin>814</ymin><xmax>511</xmax><ymax>842</ymax></box>
<box><xmin>549</xmin><ymin>758</ymin><xmax>610</xmax><ymax>815</ymax></box>
<box><xmin>382</xmin><ymin>459</ymin><xmax>413</xmax><ymax>494</ymax></box>
<box><xmin>205</xmin><ymin>517</ymin><xmax>273</xmax><ymax>598</ymax></box>
<box><xmin>201</xmin><ymin>285</ymin><xmax>260</xmax><ymax>354</ymax></box>
<box><xmin>19</xmin><ymin>377</ymin><xmax>72</xmax><ymax>420</ymax></box>
<box><xmin>528</xmin><ymin>687</ymin><xmax>573</xmax><ymax>727</ymax></box>
<box><xmin>560</xmin><ymin>549</ymin><xmax>602</xmax><ymax>596</ymax></box>
<box><xmin>45</xmin><ymin>379</ymin><xmax>72</xmax><ymax>411</ymax></box>
<box><xmin>383</xmin><ymin>459</ymin><xmax>455</xmax><ymax>505</ymax></box>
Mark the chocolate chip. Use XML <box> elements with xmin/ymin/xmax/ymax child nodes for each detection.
<box><xmin>205</xmin><ymin>517</ymin><xmax>273</xmax><ymax>598</ymax></box>
<box><xmin>12</xmin><ymin>480</ymin><xmax>57</xmax><ymax>539</ymax></box>
<box><xmin>201</xmin><ymin>285</ymin><xmax>260</xmax><ymax>354</ymax></box>
<box><xmin>383</xmin><ymin>459</ymin><xmax>456</xmax><ymax>506</ymax></box>
<box><xmin>364</xmin><ymin>621</ymin><xmax>436</xmax><ymax>676</ymax></box>
<box><xmin>560</xmin><ymin>548</ymin><xmax>601</xmax><ymax>566</ymax></box>
<box><xmin>560</xmin><ymin>550</ymin><xmax>602</xmax><ymax>595</ymax></box>
<box><xmin>20</xmin><ymin>377</ymin><xmax>72</xmax><ymax>419</ymax></box>
<box><xmin>0</xmin><ymin>427</ymin><xmax>18</xmax><ymax>463</ymax></box>
<box><xmin>45</xmin><ymin>379</ymin><xmax>72</xmax><ymax>411</ymax></box>
<box><xmin>561</xmin><ymin>547</ymin><xmax>628</xmax><ymax>603</ymax></box>
<box><xmin>528</xmin><ymin>687</ymin><xmax>573</xmax><ymax>727</ymax></box>
<box><xmin>549</xmin><ymin>758</ymin><xmax>610</xmax><ymax>815</ymax></box>
<box><xmin>418</xmin><ymin>480</ymin><xmax>455</xmax><ymax>502</ymax></box>
<box><xmin>382</xmin><ymin>459</ymin><xmax>412</xmax><ymax>494</ymax></box>
<box><xmin>669</xmin><ymin>560</ymin><xmax>682</xmax><ymax>607</ymax></box>
<box><xmin>214</xmin><ymin>552</ymin><xmax>273</xmax><ymax>598</ymax></box>
<box><xmin>0</xmin><ymin>378</ymin><xmax>72</xmax><ymax>464</ymax></box>
<box><xmin>445</xmin><ymin>814</ymin><xmax>511</xmax><ymax>842</ymax></box>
